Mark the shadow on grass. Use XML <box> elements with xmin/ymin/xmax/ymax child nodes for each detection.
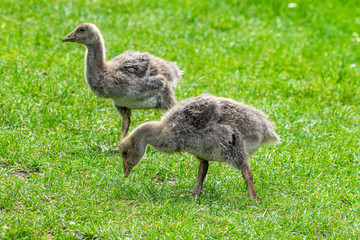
<box><xmin>1</xmin><ymin>158</ymin><xmax>42</xmax><ymax>179</ymax></box>
<box><xmin>116</xmin><ymin>177</ymin><xmax>259</xmax><ymax>211</ymax></box>
<box><xmin>9</xmin><ymin>169</ymin><xmax>42</xmax><ymax>179</ymax></box>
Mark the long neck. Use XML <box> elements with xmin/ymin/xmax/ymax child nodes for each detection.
<box><xmin>85</xmin><ymin>37</ymin><xmax>106</xmax><ymax>69</ymax></box>
<box><xmin>130</xmin><ymin>121</ymin><xmax>162</xmax><ymax>142</ymax></box>
<box><xmin>129</xmin><ymin>121</ymin><xmax>170</xmax><ymax>149</ymax></box>
<box><xmin>84</xmin><ymin>36</ymin><xmax>107</xmax><ymax>97</ymax></box>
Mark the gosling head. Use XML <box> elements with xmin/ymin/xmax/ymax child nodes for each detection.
<box><xmin>62</xmin><ymin>23</ymin><xmax>102</xmax><ymax>46</ymax></box>
<box><xmin>119</xmin><ymin>136</ymin><xmax>147</xmax><ymax>178</ymax></box>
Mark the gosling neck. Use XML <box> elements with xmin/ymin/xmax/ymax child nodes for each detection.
<box><xmin>130</xmin><ymin>121</ymin><xmax>164</xmax><ymax>146</ymax></box>
<box><xmin>85</xmin><ymin>37</ymin><xmax>106</xmax><ymax>69</ymax></box>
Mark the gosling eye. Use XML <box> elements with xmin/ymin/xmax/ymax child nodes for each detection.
<box><xmin>122</xmin><ymin>150</ymin><xmax>129</xmax><ymax>157</ymax></box>
<box><xmin>78</xmin><ymin>27</ymin><xmax>85</xmax><ymax>32</ymax></box>
<box><xmin>229</xmin><ymin>134</ymin><xmax>236</xmax><ymax>146</ymax></box>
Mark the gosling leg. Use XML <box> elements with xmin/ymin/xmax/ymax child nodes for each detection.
<box><xmin>121</xmin><ymin>115</ymin><xmax>131</xmax><ymax>140</ymax></box>
<box><xmin>191</xmin><ymin>160</ymin><xmax>209</xmax><ymax>196</ymax></box>
<box><xmin>114</xmin><ymin>104</ymin><xmax>132</xmax><ymax>140</ymax></box>
<box><xmin>241</xmin><ymin>167</ymin><xmax>258</xmax><ymax>200</ymax></box>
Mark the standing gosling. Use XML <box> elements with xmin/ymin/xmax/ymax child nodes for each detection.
<box><xmin>119</xmin><ymin>94</ymin><xmax>280</xmax><ymax>199</ymax></box>
<box><xmin>63</xmin><ymin>23</ymin><xmax>182</xmax><ymax>139</ymax></box>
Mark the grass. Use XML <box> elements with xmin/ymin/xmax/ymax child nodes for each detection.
<box><xmin>0</xmin><ymin>0</ymin><xmax>359</xmax><ymax>238</ymax></box>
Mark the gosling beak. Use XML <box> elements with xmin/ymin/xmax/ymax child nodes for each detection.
<box><xmin>62</xmin><ymin>33</ymin><xmax>76</xmax><ymax>42</ymax></box>
<box><xmin>123</xmin><ymin>160</ymin><xmax>134</xmax><ymax>178</ymax></box>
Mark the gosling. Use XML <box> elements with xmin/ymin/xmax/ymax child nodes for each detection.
<box><xmin>63</xmin><ymin>23</ymin><xmax>182</xmax><ymax>139</ymax></box>
<box><xmin>119</xmin><ymin>94</ymin><xmax>280</xmax><ymax>199</ymax></box>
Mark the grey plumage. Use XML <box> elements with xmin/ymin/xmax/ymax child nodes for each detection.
<box><xmin>62</xmin><ymin>23</ymin><xmax>182</xmax><ymax>139</ymax></box>
<box><xmin>120</xmin><ymin>94</ymin><xmax>280</xmax><ymax>199</ymax></box>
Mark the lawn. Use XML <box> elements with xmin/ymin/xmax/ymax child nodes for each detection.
<box><xmin>0</xmin><ymin>0</ymin><xmax>359</xmax><ymax>238</ymax></box>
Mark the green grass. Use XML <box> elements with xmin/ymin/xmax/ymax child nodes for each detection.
<box><xmin>0</xmin><ymin>0</ymin><xmax>359</xmax><ymax>238</ymax></box>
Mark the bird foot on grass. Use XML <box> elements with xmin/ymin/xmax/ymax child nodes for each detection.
<box><xmin>250</xmin><ymin>194</ymin><xmax>260</xmax><ymax>201</ymax></box>
<box><xmin>235</xmin><ymin>194</ymin><xmax>259</xmax><ymax>202</ymax></box>
<box><xmin>191</xmin><ymin>190</ymin><xmax>203</xmax><ymax>197</ymax></box>
<box><xmin>244</xmin><ymin>195</ymin><xmax>260</xmax><ymax>202</ymax></box>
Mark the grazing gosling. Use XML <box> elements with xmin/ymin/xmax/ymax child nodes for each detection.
<box><xmin>119</xmin><ymin>94</ymin><xmax>280</xmax><ymax>199</ymax></box>
<box><xmin>62</xmin><ymin>23</ymin><xmax>182</xmax><ymax>139</ymax></box>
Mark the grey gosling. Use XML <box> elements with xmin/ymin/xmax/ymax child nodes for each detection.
<box><xmin>62</xmin><ymin>23</ymin><xmax>182</xmax><ymax>139</ymax></box>
<box><xmin>119</xmin><ymin>94</ymin><xmax>280</xmax><ymax>199</ymax></box>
